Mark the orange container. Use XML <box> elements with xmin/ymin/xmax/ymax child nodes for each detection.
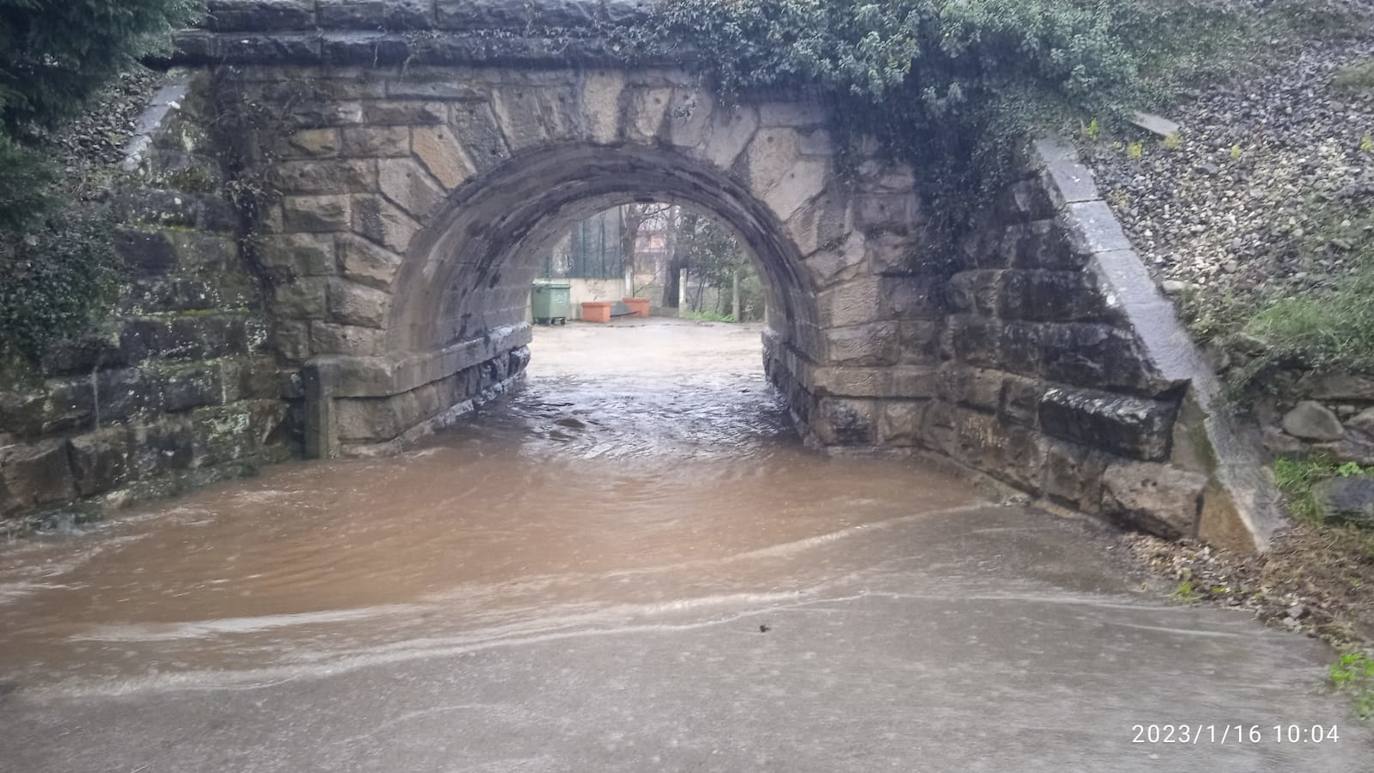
<box><xmin>581</xmin><ymin>301</ymin><xmax>612</xmax><ymax>323</ymax></box>
<box><xmin>622</xmin><ymin>297</ymin><xmax>650</xmax><ymax>318</ymax></box>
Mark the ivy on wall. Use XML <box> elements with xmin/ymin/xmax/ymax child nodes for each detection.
<box><xmin>627</xmin><ymin>0</ymin><xmax>1243</xmax><ymax>244</ymax></box>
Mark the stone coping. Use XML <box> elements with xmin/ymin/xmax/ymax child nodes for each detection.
<box><xmin>171</xmin><ymin>0</ymin><xmax>665</xmax><ymax>66</ymax></box>
<box><xmin>119</xmin><ymin>72</ymin><xmax>194</xmax><ymax>174</ymax></box>
<box><xmin>307</xmin><ymin>322</ymin><xmax>532</xmax><ymax>398</ymax></box>
<box><xmin>1034</xmin><ymin>137</ymin><xmax>1285</xmax><ymax>551</ymax></box>
<box><xmin>201</xmin><ymin>0</ymin><xmax>652</xmax><ymax>32</ymax></box>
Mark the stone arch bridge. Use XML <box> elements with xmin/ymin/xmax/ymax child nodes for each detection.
<box><xmin>0</xmin><ymin>0</ymin><xmax>1280</xmax><ymax>550</ymax></box>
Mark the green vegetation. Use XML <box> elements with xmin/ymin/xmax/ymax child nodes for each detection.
<box><xmin>1329</xmin><ymin>651</ymin><xmax>1374</xmax><ymax>719</ymax></box>
<box><xmin>0</xmin><ymin>0</ymin><xmax>202</xmax><ymax>361</ymax></box>
<box><xmin>1184</xmin><ymin>191</ymin><xmax>1374</xmax><ymax>392</ymax></box>
<box><xmin>1333</xmin><ymin>58</ymin><xmax>1374</xmax><ymax>94</ymax></box>
<box><xmin>1171</xmin><ymin>578</ymin><xmax>1199</xmax><ymax>603</ymax></box>
<box><xmin>635</xmin><ymin>0</ymin><xmax>1245</xmax><ymax>249</ymax></box>
<box><xmin>1273</xmin><ymin>457</ymin><xmax>1374</xmax><ymax>525</ymax></box>
<box><xmin>681</xmin><ymin>310</ymin><xmax>737</xmax><ymax>323</ymax></box>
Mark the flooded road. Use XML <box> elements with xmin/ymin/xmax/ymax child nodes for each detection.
<box><xmin>0</xmin><ymin>319</ymin><xmax>977</xmax><ymax>691</ymax></box>
<box><xmin>1</xmin><ymin>318</ymin><xmax>1369</xmax><ymax>771</ymax></box>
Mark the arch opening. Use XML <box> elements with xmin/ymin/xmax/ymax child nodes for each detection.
<box><xmin>311</xmin><ymin>143</ymin><xmax>825</xmax><ymax>458</ymax></box>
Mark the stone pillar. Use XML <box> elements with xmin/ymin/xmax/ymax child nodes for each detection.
<box><xmin>303</xmin><ymin>359</ymin><xmax>340</xmax><ymax>460</ymax></box>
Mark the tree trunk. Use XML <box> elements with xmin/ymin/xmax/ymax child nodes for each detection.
<box><xmin>731</xmin><ymin>269</ymin><xmax>740</xmax><ymax>321</ymax></box>
<box><xmin>663</xmin><ymin>210</ymin><xmax>696</xmax><ymax>309</ymax></box>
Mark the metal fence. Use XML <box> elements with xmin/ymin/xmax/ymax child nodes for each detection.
<box><xmin>541</xmin><ymin>209</ymin><xmax>624</xmax><ymax>279</ymax></box>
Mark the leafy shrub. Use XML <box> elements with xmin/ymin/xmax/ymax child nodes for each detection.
<box><xmin>0</xmin><ymin>0</ymin><xmax>201</xmax><ymax>361</ymax></box>
<box><xmin>0</xmin><ymin>208</ymin><xmax>119</xmax><ymax>362</ymax></box>
<box><xmin>634</xmin><ymin>0</ymin><xmax>1238</xmax><ymax>242</ymax></box>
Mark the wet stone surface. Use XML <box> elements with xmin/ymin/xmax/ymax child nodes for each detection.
<box><xmin>0</xmin><ymin>318</ymin><xmax>1368</xmax><ymax>771</ymax></box>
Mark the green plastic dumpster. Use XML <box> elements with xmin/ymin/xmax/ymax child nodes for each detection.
<box><xmin>531</xmin><ymin>280</ymin><xmax>571</xmax><ymax>325</ymax></box>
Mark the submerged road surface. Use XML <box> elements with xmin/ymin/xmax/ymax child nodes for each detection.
<box><xmin>0</xmin><ymin>318</ymin><xmax>1368</xmax><ymax>771</ymax></box>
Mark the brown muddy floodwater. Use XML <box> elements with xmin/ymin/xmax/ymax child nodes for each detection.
<box><xmin>0</xmin><ymin>318</ymin><xmax>981</xmax><ymax>695</ymax></box>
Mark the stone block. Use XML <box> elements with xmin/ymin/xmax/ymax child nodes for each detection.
<box><xmin>623</xmin><ymin>86</ymin><xmax>672</xmax><ymax>142</ymax></box>
<box><xmin>803</xmin><ymin>232</ymin><xmax>866</xmax><ymax>288</ymax></box>
<box><xmin>274</xmin><ymin>319</ymin><xmax>312</xmax><ymax>362</ymax></box>
<box><xmin>665</xmin><ymin>86</ymin><xmax>713</xmax><ymax>149</ymax></box>
<box><xmin>763</xmin><ymin>157</ymin><xmax>829</xmax><ymax>222</ymax></box>
<box><xmin>939</xmin><ymin>367</ymin><xmax>1004</xmax><ymax>412</ymax></box>
<box><xmin>337</xmin><ymin>233</ymin><xmax>402</xmax><ymax>290</ymax></box>
<box><xmin>818</xmin><ymin>277</ymin><xmax>882</xmax><ymax>329</ymax></box>
<box><xmin>351</xmin><ymin>195</ymin><xmax>420</xmax><ymax>252</ymax></box>
<box><xmin>283</xmin><ymin>128</ymin><xmax>341</xmax><ymax>158</ymax></box>
<box><xmin>379</xmin><ymin>157</ymin><xmax>446</xmax><ymax>219</ymax></box>
<box><xmin>1101</xmin><ymin>461</ymin><xmax>1207</xmax><ymax>539</ymax></box>
<box><xmin>854</xmin><ymin>192</ymin><xmax>919</xmax><ymax>232</ymax></box>
<box><xmin>581</xmin><ymin>70</ymin><xmax>626</xmax><ymax>144</ymax></box>
<box><xmin>448</xmin><ymin>102</ymin><xmax>510</xmax><ymax>173</ymax></box>
<box><xmin>69</xmin><ymin>428</ymin><xmax>132</xmax><ymax>497</ymax></box>
<box><xmin>1281</xmin><ymin>401</ymin><xmax>1345</xmax><ymax>441</ymax></box>
<box><xmin>997</xmin><ymin>322</ymin><xmax>1044</xmax><ymax>376</ymax></box>
<box><xmin>258</xmin><ymin>233</ymin><xmax>336</xmax><ymax>277</ymax></box>
<box><xmin>161</xmin><ymin>365</ymin><xmax>224</xmax><ymax>413</ymax></box>
<box><xmin>204</xmin><ymin>0</ymin><xmax>315</xmax><ymax>30</ymax></box>
<box><xmin>1298</xmin><ymin>374</ymin><xmax>1374</xmax><ymax>401</ymax></box>
<box><xmin>1002</xmin><ymin>219</ymin><xmax>1082</xmax><ymax>270</ymax></box>
<box><xmin>310</xmin><ymin>322</ymin><xmax>387</xmax><ymax>356</ymax></box>
<box><xmin>273</xmin><ymin>159</ymin><xmax>376</xmax><ymax>194</ymax></box>
<box><xmin>272</xmin><ymin>276</ymin><xmax>329</xmax><ymax>320</ymax></box>
<box><xmin>813</xmin><ymin>398</ymin><xmax>876</xmax><ymax>445</ymax></box>
<box><xmin>40</xmin><ymin>378</ymin><xmax>95</xmax><ymax>435</ymax></box>
<box><xmin>879</xmin><ymin>400</ymin><xmax>928</xmax><ymax>446</ymax></box>
<box><xmin>993</xmin><ymin>178</ymin><xmax>1056</xmax><ymax>224</ymax></box>
<box><xmin>411</xmin><ymin>125</ymin><xmax>474</xmax><ymax>189</ymax></box>
<box><xmin>436</xmin><ymin>0</ymin><xmax>599</xmax><ymax>28</ymax></box>
<box><xmin>880</xmin><ymin>275</ymin><xmax>942</xmax><ymax>319</ymax></box>
<box><xmin>699</xmin><ymin>104</ymin><xmax>757</xmax><ymax>171</ymax></box>
<box><xmin>1039</xmin><ymin>387</ymin><xmax>1176</xmax><ymax>462</ymax></box>
<box><xmin>999</xmin><ymin>375</ymin><xmax>1043</xmax><ymax>428</ymax></box>
<box><xmin>327</xmin><ymin>278</ymin><xmax>390</xmax><ymax>328</ymax></box>
<box><xmin>97</xmin><ymin>367</ymin><xmax>157</xmax><ymax>423</ymax></box>
<box><xmin>0</xmin><ymin>439</ymin><xmax>74</xmax><ymax>514</ymax></box>
<box><xmin>283</xmin><ymin>195</ymin><xmax>351</xmax><ymax>232</ymax></box>
<box><xmin>362</xmin><ymin>100</ymin><xmax>447</xmax><ymax>125</ymax></box>
<box><xmin>947</xmin><ymin>270</ymin><xmax>1001</xmax><ymax>315</ymax></box>
<box><xmin>825</xmin><ymin>322</ymin><xmax>898</xmax><ymax>366</ymax></box>
<box><xmin>997</xmin><ymin>270</ymin><xmax>1104</xmax><ymax>322</ymax></box>
<box><xmin>1313</xmin><ymin>477</ymin><xmax>1374</xmax><ymax>528</ymax></box>
<box><xmin>319</xmin><ymin>0</ymin><xmax>433</xmax><ymax>30</ymax></box>
<box><xmin>786</xmin><ymin>188</ymin><xmax>852</xmax><ymax>259</ymax></box>
<box><xmin>39</xmin><ymin>332</ymin><xmax>125</xmax><ymax>377</ymax></box>
<box><xmin>1039</xmin><ymin>438</ymin><xmax>1107</xmax><ymax>511</ymax></box>
<box><xmin>114</xmin><ymin>227</ymin><xmax>179</xmax><ymax>277</ymax></box>
<box><xmin>1039</xmin><ymin>323</ymin><xmax>1156</xmax><ymax>392</ymax></box>
<box><xmin>341</xmin><ymin>125</ymin><xmax>411</xmax><ymax>157</ymax></box>
<box><xmin>945</xmin><ymin>315</ymin><xmax>1001</xmax><ymax>368</ymax></box>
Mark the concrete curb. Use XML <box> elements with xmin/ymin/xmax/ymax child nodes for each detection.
<box><xmin>1034</xmin><ymin>138</ymin><xmax>1285</xmax><ymax>551</ymax></box>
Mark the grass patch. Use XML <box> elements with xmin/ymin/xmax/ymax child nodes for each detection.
<box><xmin>1273</xmin><ymin>457</ymin><xmax>1374</xmax><ymax>525</ymax></box>
<box><xmin>1333</xmin><ymin>58</ymin><xmax>1374</xmax><ymax>94</ymax></box>
<box><xmin>1229</xmin><ymin>264</ymin><xmax>1374</xmax><ymax>388</ymax></box>
<box><xmin>1171</xmin><ymin>578</ymin><xmax>1200</xmax><ymax>603</ymax></box>
<box><xmin>680</xmin><ymin>310</ymin><xmax>736</xmax><ymax>323</ymax></box>
<box><xmin>1330</xmin><ymin>651</ymin><xmax>1374</xmax><ymax>719</ymax></box>
<box><xmin>1187</xmin><ymin>191</ymin><xmax>1374</xmax><ymax>393</ymax></box>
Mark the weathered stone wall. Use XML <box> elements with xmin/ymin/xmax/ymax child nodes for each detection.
<box><xmin>0</xmin><ymin>2</ymin><xmax>1285</xmax><ymax>552</ymax></box>
<box><xmin>847</xmin><ymin>140</ymin><xmax>1281</xmax><ymax>551</ymax></box>
<box><xmin>207</xmin><ymin>56</ymin><xmax>924</xmax><ymax>457</ymax></box>
<box><xmin>0</xmin><ymin>74</ymin><xmax>291</xmax><ymax>529</ymax></box>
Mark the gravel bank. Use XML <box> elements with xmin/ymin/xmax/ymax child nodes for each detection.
<box><xmin>1082</xmin><ymin>14</ymin><xmax>1374</xmax><ymax>304</ymax></box>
